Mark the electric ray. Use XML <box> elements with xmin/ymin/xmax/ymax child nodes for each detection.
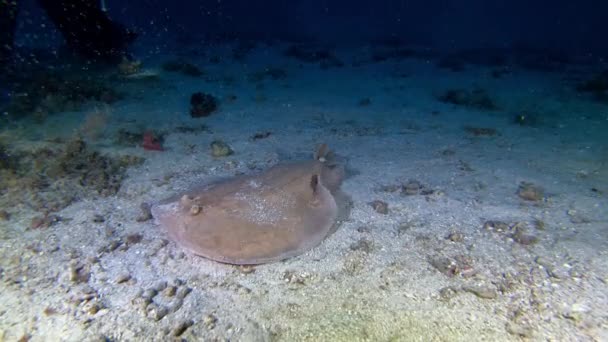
<box><xmin>151</xmin><ymin>144</ymin><xmax>346</xmax><ymax>265</ymax></box>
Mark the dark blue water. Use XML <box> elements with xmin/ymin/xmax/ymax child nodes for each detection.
<box><xmin>11</xmin><ymin>0</ymin><xmax>608</xmax><ymax>56</ymax></box>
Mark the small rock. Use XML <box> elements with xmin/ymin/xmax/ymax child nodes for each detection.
<box><xmin>250</xmin><ymin>131</ymin><xmax>271</xmax><ymax>141</ymax></box>
<box><xmin>90</xmin><ymin>334</ymin><xmax>113</xmax><ymax>342</ymax></box>
<box><xmin>202</xmin><ymin>314</ymin><xmax>218</xmax><ymax>329</ymax></box>
<box><xmin>429</xmin><ymin>257</ymin><xmax>458</xmax><ymax>277</ymax></box>
<box><xmin>68</xmin><ymin>262</ymin><xmax>91</xmax><ymax>283</ymax></box>
<box><xmin>369</xmin><ymin>200</ymin><xmax>389</xmax><ymax>214</ymax></box>
<box><xmin>379</xmin><ymin>184</ymin><xmax>401</xmax><ymax>193</ymax></box>
<box><xmin>534</xmin><ymin>256</ymin><xmax>552</xmax><ymax>268</ymax></box>
<box><xmin>438</xmin><ymin>286</ymin><xmax>459</xmax><ymax>301</ymax></box>
<box><xmin>153</xmin><ymin>281</ymin><xmax>167</xmax><ymax>292</ymax></box>
<box><xmin>172</xmin><ymin>320</ymin><xmax>194</xmax><ymax>337</ymax></box>
<box><xmin>17</xmin><ymin>334</ymin><xmax>31</xmax><ymax>342</ymax></box>
<box><xmin>132</xmin><ymin>296</ymin><xmax>152</xmax><ymax>311</ymax></box>
<box><xmin>458</xmin><ymin>160</ymin><xmax>474</xmax><ymax>172</ymax></box>
<box><xmin>282</xmin><ymin>270</ymin><xmax>310</xmax><ymax>285</ymax></box>
<box><xmin>171</xmin><ymin>278</ymin><xmax>185</xmax><ymax>287</ymax></box>
<box><xmin>562</xmin><ymin>303</ymin><xmax>590</xmax><ymax>322</ymax></box>
<box><xmin>142</xmin><ymin>288</ymin><xmax>159</xmax><ymax>300</ymax></box>
<box><xmin>100</xmin><ymin>240</ymin><xmax>122</xmax><ymax>253</ymax></box>
<box><xmin>236</xmin><ymin>284</ymin><xmax>252</xmax><ymax>296</ymax></box>
<box><xmin>548</xmin><ymin>267</ymin><xmax>570</xmax><ymax>280</ymax></box>
<box><xmin>533</xmin><ymin>219</ymin><xmax>546</xmax><ymax>230</ymax></box>
<box><xmin>168</xmin><ymin>299</ymin><xmax>184</xmax><ymax>313</ymax></box>
<box><xmin>136</xmin><ymin>203</ymin><xmax>153</xmax><ymax>222</ymax></box>
<box><xmin>210</xmin><ymin>140</ymin><xmax>234</xmax><ymax>157</ymax></box>
<box><xmin>446</xmin><ymin>231</ymin><xmax>464</xmax><ymax>242</ymax></box>
<box><xmin>163</xmin><ymin>286</ymin><xmax>177</xmax><ymax>297</ymax></box>
<box><xmin>506</xmin><ymin>322</ymin><xmax>533</xmax><ymax>337</ymax></box>
<box><xmin>125</xmin><ymin>233</ymin><xmax>143</xmax><ymax>246</ymax></box>
<box><xmin>421</xmin><ymin>188</ymin><xmax>440</xmax><ymax>196</ymax></box>
<box><xmin>569</xmin><ymin>266</ymin><xmax>584</xmax><ymax>279</ymax></box>
<box><xmin>566</xmin><ymin>209</ymin><xmax>591</xmax><ymax>224</ymax></box>
<box><xmin>30</xmin><ymin>214</ymin><xmax>62</xmax><ymax>229</ymax></box>
<box><xmin>238</xmin><ymin>265</ymin><xmax>256</xmax><ymax>274</ymax></box>
<box><xmin>512</xmin><ymin>223</ymin><xmax>538</xmax><ymax>245</ymax></box>
<box><xmin>147</xmin><ymin>239</ymin><xmax>169</xmax><ymax>257</ymax></box>
<box><xmin>402</xmin><ymin>180</ymin><xmax>422</xmax><ymax>195</ymax></box>
<box><xmin>147</xmin><ymin>304</ymin><xmax>169</xmax><ymax>321</ymax></box>
<box><xmin>458</xmin><ymin>268</ymin><xmax>476</xmax><ymax>278</ymax></box>
<box><xmin>176</xmin><ymin>286</ymin><xmax>192</xmax><ymax>299</ymax></box>
<box><xmin>513</xmin><ymin>232</ymin><xmax>538</xmax><ymax>245</ymax></box>
<box><xmin>115</xmin><ymin>273</ymin><xmax>131</xmax><ymax>284</ymax></box>
<box><xmin>104</xmin><ymin>226</ymin><xmax>116</xmax><ymax>238</ymax></box>
<box><xmin>349</xmin><ymin>238</ymin><xmax>374</xmax><ymax>253</ymax></box>
<box><xmin>397</xmin><ymin>221</ymin><xmax>417</xmax><ymax>235</ymax></box>
<box><xmin>356</xmin><ymin>226</ymin><xmax>372</xmax><ymax>233</ymax></box>
<box><xmin>86</xmin><ymin>302</ymin><xmax>104</xmax><ymax>315</ymax></box>
<box><xmin>463</xmin><ymin>285</ymin><xmax>497</xmax><ymax>299</ymax></box>
<box><xmin>562</xmin><ymin>310</ymin><xmax>582</xmax><ymax>322</ymax></box>
<box><xmin>190</xmin><ymin>92</ymin><xmax>218</xmax><ymax>118</ymax></box>
<box><xmin>483</xmin><ymin>220</ymin><xmax>509</xmax><ymax>233</ymax></box>
<box><xmin>92</xmin><ymin>214</ymin><xmax>105</xmax><ymax>223</ymax></box>
<box><xmin>0</xmin><ymin>210</ymin><xmax>10</xmax><ymax>221</ymax></box>
<box><xmin>517</xmin><ymin>182</ymin><xmax>544</xmax><ymax>201</ymax></box>
<box><xmin>43</xmin><ymin>307</ymin><xmax>58</xmax><ymax>316</ymax></box>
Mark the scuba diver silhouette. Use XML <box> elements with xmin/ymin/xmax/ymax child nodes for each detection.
<box><xmin>1</xmin><ymin>0</ymin><xmax>137</xmax><ymax>66</ymax></box>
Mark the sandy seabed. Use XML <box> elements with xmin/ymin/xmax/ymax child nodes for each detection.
<box><xmin>0</xmin><ymin>43</ymin><xmax>607</xmax><ymax>341</ymax></box>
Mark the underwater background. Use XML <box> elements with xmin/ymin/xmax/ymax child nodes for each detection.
<box><xmin>1</xmin><ymin>0</ymin><xmax>607</xmax><ymax>341</ymax></box>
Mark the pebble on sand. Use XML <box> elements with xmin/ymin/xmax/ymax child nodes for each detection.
<box><xmin>369</xmin><ymin>200</ymin><xmax>389</xmax><ymax>214</ymax></box>
<box><xmin>517</xmin><ymin>182</ymin><xmax>544</xmax><ymax>201</ymax></box>
<box><xmin>210</xmin><ymin>140</ymin><xmax>234</xmax><ymax>157</ymax></box>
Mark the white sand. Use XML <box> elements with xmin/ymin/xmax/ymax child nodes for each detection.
<box><xmin>0</xmin><ymin>43</ymin><xmax>607</xmax><ymax>341</ymax></box>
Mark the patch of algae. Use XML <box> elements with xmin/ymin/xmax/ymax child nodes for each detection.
<box><xmin>271</xmin><ymin>294</ymin><xmax>511</xmax><ymax>342</ymax></box>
